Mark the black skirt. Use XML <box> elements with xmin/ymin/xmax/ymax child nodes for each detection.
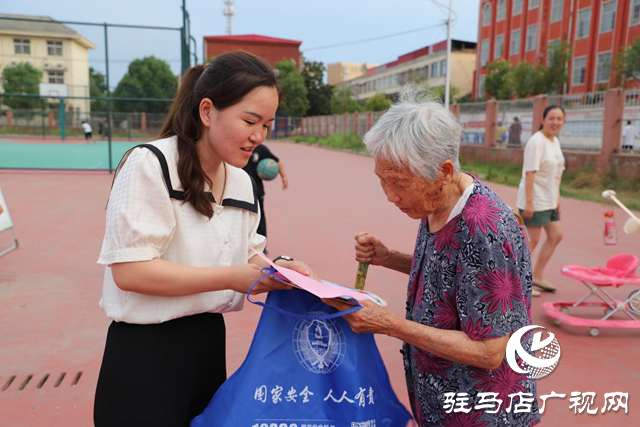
<box><xmin>94</xmin><ymin>313</ymin><xmax>226</xmax><ymax>427</ymax></box>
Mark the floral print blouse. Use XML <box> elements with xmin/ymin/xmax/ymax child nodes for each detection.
<box><xmin>403</xmin><ymin>178</ymin><xmax>540</xmax><ymax>426</ymax></box>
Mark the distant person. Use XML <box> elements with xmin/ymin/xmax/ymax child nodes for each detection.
<box><xmin>82</xmin><ymin>121</ymin><xmax>93</xmax><ymax>144</ymax></box>
<box><xmin>98</xmin><ymin>120</ymin><xmax>105</xmax><ymax>136</ymax></box>
<box><xmin>508</xmin><ymin>116</ymin><xmax>523</xmax><ymax>147</ymax></box>
<box><xmin>622</xmin><ymin>121</ymin><xmax>636</xmax><ymax>153</ymax></box>
<box><xmin>517</xmin><ymin>105</ymin><xmax>566</xmax><ymax>296</ymax></box>
<box><xmin>496</xmin><ymin>120</ymin><xmax>507</xmax><ymax>145</ymax></box>
<box><xmin>243</xmin><ymin>143</ymin><xmax>288</xmax><ymax>254</ymax></box>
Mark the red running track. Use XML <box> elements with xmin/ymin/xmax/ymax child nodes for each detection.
<box><xmin>0</xmin><ymin>141</ymin><xmax>638</xmax><ymax>426</ymax></box>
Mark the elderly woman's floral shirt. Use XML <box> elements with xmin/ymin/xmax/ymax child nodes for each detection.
<box><xmin>403</xmin><ymin>178</ymin><xmax>540</xmax><ymax>426</ymax></box>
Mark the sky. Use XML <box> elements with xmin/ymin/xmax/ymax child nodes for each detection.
<box><xmin>4</xmin><ymin>0</ymin><xmax>481</xmax><ymax>89</ymax></box>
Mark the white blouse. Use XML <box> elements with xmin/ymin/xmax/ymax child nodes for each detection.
<box><xmin>97</xmin><ymin>136</ymin><xmax>266</xmax><ymax>324</ymax></box>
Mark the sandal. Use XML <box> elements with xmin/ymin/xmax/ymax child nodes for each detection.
<box><xmin>533</xmin><ymin>279</ymin><xmax>557</xmax><ymax>292</ymax></box>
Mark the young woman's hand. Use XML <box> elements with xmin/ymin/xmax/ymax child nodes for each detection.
<box><xmin>274</xmin><ymin>259</ymin><xmax>319</xmax><ymax>281</ymax></box>
<box><xmin>522</xmin><ymin>203</ymin><xmax>534</xmax><ymax>220</ymax></box>
<box><xmin>229</xmin><ymin>264</ymin><xmax>291</xmax><ymax>295</ymax></box>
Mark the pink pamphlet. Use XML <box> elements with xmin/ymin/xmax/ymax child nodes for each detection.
<box><xmin>251</xmin><ymin>249</ymin><xmax>386</xmax><ymax>306</ymax></box>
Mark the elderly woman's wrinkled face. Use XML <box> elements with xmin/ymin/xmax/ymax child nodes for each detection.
<box><xmin>374</xmin><ymin>159</ymin><xmax>444</xmax><ymax>219</ymax></box>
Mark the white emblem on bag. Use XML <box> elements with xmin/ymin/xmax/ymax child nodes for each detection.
<box><xmin>293</xmin><ymin>313</ymin><xmax>346</xmax><ymax>374</ymax></box>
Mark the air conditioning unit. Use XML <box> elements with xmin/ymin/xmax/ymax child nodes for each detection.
<box><xmin>481</xmin><ymin>60</ymin><xmax>488</xmax><ymax>68</ymax></box>
<box><xmin>43</xmin><ymin>62</ymin><xmax>52</xmax><ymax>69</ymax></box>
<box><xmin>56</xmin><ymin>63</ymin><xmax>65</xmax><ymax>70</ymax></box>
<box><xmin>10</xmin><ymin>61</ymin><xmax>19</xmax><ymax>67</ymax></box>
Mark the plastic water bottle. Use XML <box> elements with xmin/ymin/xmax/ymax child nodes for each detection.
<box><xmin>604</xmin><ymin>210</ymin><xmax>618</xmax><ymax>245</ymax></box>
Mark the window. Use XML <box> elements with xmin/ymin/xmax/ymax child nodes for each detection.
<box><xmin>547</xmin><ymin>39</ymin><xmax>559</xmax><ymax>65</ymax></box>
<box><xmin>576</xmin><ymin>8</ymin><xmax>591</xmax><ymax>39</ymax></box>
<box><xmin>526</xmin><ymin>24</ymin><xmax>538</xmax><ymax>52</ymax></box>
<box><xmin>510</xmin><ymin>29</ymin><xmax>521</xmax><ymax>56</ymax></box>
<box><xmin>497</xmin><ymin>0</ymin><xmax>506</xmax><ymax>21</ymax></box>
<box><xmin>529</xmin><ymin>0</ymin><xmax>540</xmax><ymax>9</ymax></box>
<box><xmin>483</xmin><ymin>3</ymin><xmax>492</xmax><ymax>27</ymax></box>
<box><xmin>495</xmin><ymin>35</ymin><xmax>505</xmax><ymax>59</ymax></box>
<box><xmin>632</xmin><ymin>0</ymin><xmax>640</xmax><ymax>26</ymax></box>
<box><xmin>572</xmin><ymin>57</ymin><xmax>587</xmax><ymax>85</ymax></box>
<box><xmin>431</xmin><ymin>62</ymin><xmax>439</xmax><ymax>78</ymax></box>
<box><xmin>13</xmin><ymin>38</ymin><xmax>30</xmax><ymax>54</ymax></box>
<box><xmin>47</xmin><ymin>40</ymin><xmax>63</xmax><ymax>56</ymax></box>
<box><xmin>440</xmin><ymin>60</ymin><xmax>446</xmax><ymax>76</ymax></box>
<box><xmin>481</xmin><ymin>39</ymin><xmax>490</xmax><ymax>66</ymax></box>
<box><xmin>600</xmin><ymin>1</ymin><xmax>617</xmax><ymax>33</ymax></box>
<box><xmin>48</xmin><ymin>71</ymin><xmax>64</xmax><ymax>84</ymax></box>
<box><xmin>343</xmin><ymin>66</ymin><xmax>349</xmax><ymax>73</ymax></box>
<box><xmin>551</xmin><ymin>0</ymin><xmax>564</xmax><ymax>23</ymax></box>
<box><xmin>422</xmin><ymin>65</ymin><xmax>430</xmax><ymax>79</ymax></box>
<box><xmin>596</xmin><ymin>52</ymin><xmax>612</xmax><ymax>83</ymax></box>
<box><xmin>513</xmin><ymin>0</ymin><xmax>523</xmax><ymax>16</ymax></box>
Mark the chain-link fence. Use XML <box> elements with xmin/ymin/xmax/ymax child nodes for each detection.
<box><xmin>0</xmin><ymin>14</ymin><xmax>195</xmax><ymax>170</ymax></box>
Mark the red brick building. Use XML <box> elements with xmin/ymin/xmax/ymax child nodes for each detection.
<box><xmin>474</xmin><ymin>0</ymin><xmax>640</xmax><ymax>98</ymax></box>
<box><xmin>203</xmin><ymin>34</ymin><xmax>302</xmax><ymax>69</ymax></box>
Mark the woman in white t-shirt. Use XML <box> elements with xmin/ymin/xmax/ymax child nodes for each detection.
<box><xmin>93</xmin><ymin>52</ymin><xmax>315</xmax><ymax>426</ymax></box>
<box><xmin>517</xmin><ymin>105</ymin><xmax>566</xmax><ymax>295</ymax></box>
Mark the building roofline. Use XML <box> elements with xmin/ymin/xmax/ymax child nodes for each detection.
<box><xmin>203</xmin><ymin>34</ymin><xmax>302</xmax><ymax>45</ymax></box>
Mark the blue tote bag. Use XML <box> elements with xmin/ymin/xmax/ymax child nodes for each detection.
<box><xmin>192</xmin><ymin>278</ymin><xmax>413</xmax><ymax>427</ymax></box>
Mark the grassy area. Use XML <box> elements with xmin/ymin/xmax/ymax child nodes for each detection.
<box><xmin>461</xmin><ymin>161</ymin><xmax>640</xmax><ymax>212</ymax></box>
<box><xmin>290</xmin><ymin>133</ymin><xmax>367</xmax><ymax>153</ymax></box>
<box><xmin>289</xmin><ymin>135</ymin><xmax>640</xmax><ymax>212</ymax></box>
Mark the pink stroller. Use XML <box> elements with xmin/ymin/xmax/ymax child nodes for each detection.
<box><xmin>542</xmin><ymin>190</ymin><xmax>640</xmax><ymax>337</ymax></box>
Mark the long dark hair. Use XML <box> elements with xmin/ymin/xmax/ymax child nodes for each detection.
<box><xmin>538</xmin><ymin>105</ymin><xmax>565</xmax><ymax>131</ymax></box>
<box><xmin>159</xmin><ymin>51</ymin><xmax>281</xmax><ymax>218</ymax></box>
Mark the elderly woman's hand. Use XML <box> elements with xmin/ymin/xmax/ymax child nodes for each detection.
<box><xmin>322</xmin><ymin>298</ymin><xmax>398</xmax><ymax>335</ymax></box>
<box><xmin>355</xmin><ymin>232</ymin><xmax>391</xmax><ymax>267</ymax></box>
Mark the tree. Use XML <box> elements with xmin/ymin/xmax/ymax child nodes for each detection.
<box><xmin>536</xmin><ymin>40</ymin><xmax>572</xmax><ymax>94</ymax></box>
<box><xmin>509</xmin><ymin>62</ymin><xmax>537</xmax><ymax>98</ymax></box>
<box><xmin>89</xmin><ymin>67</ymin><xmax>107</xmax><ymax>112</ymax></box>
<box><xmin>431</xmin><ymin>85</ymin><xmax>460</xmax><ymax>103</ymax></box>
<box><xmin>275</xmin><ymin>59</ymin><xmax>309</xmax><ymax>117</ymax></box>
<box><xmin>112</xmin><ymin>56</ymin><xmax>177</xmax><ymax>113</ymax></box>
<box><xmin>363</xmin><ymin>93</ymin><xmax>392</xmax><ymax>111</ymax></box>
<box><xmin>0</xmin><ymin>63</ymin><xmax>45</xmax><ymax>109</ymax></box>
<box><xmin>614</xmin><ymin>37</ymin><xmax>640</xmax><ymax>87</ymax></box>
<box><xmin>301</xmin><ymin>60</ymin><xmax>333</xmax><ymax>116</ymax></box>
<box><xmin>331</xmin><ymin>87</ymin><xmax>362</xmax><ymax>114</ymax></box>
<box><xmin>484</xmin><ymin>60</ymin><xmax>514</xmax><ymax>100</ymax></box>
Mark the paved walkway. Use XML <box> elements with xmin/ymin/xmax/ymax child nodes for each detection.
<box><xmin>0</xmin><ymin>141</ymin><xmax>638</xmax><ymax>426</ymax></box>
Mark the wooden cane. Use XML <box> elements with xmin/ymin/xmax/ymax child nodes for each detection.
<box><xmin>355</xmin><ymin>262</ymin><xmax>369</xmax><ymax>290</ymax></box>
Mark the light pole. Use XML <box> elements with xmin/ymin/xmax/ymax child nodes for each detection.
<box><xmin>444</xmin><ymin>0</ymin><xmax>452</xmax><ymax>109</ymax></box>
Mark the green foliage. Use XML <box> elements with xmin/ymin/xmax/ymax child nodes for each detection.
<box><xmin>331</xmin><ymin>87</ymin><xmax>363</xmax><ymax>114</ymax></box>
<box><xmin>112</xmin><ymin>56</ymin><xmax>177</xmax><ymax>113</ymax></box>
<box><xmin>363</xmin><ymin>93</ymin><xmax>392</xmax><ymax>112</ymax></box>
<box><xmin>484</xmin><ymin>61</ymin><xmax>514</xmax><ymax>100</ymax></box>
<box><xmin>275</xmin><ymin>59</ymin><xmax>309</xmax><ymax>117</ymax></box>
<box><xmin>301</xmin><ymin>61</ymin><xmax>333</xmax><ymax>116</ymax></box>
<box><xmin>614</xmin><ymin>37</ymin><xmax>640</xmax><ymax>87</ymax></box>
<box><xmin>537</xmin><ymin>40</ymin><xmax>572</xmax><ymax>94</ymax></box>
<box><xmin>431</xmin><ymin>85</ymin><xmax>460</xmax><ymax>103</ymax></box>
<box><xmin>0</xmin><ymin>63</ymin><xmax>45</xmax><ymax>109</ymax></box>
<box><xmin>510</xmin><ymin>62</ymin><xmax>537</xmax><ymax>98</ymax></box>
<box><xmin>89</xmin><ymin>67</ymin><xmax>107</xmax><ymax>112</ymax></box>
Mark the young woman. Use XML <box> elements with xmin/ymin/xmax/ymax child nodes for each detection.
<box><xmin>94</xmin><ymin>51</ymin><xmax>312</xmax><ymax>426</ymax></box>
<box><xmin>517</xmin><ymin>105</ymin><xmax>566</xmax><ymax>295</ymax></box>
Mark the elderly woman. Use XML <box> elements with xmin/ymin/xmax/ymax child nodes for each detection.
<box><xmin>325</xmin><ymin>88</ymin><xmax>540</xmax><ymax>426</ymax></box>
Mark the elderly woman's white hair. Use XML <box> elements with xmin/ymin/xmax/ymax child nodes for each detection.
<box><xmin>364</xmin><ymin>85</ymin><xmax>462</xmax><ymax>182</ymax></box>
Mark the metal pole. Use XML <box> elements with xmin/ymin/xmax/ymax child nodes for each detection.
<box><xmin>444</xmin><ymin>0</ymin><xmax>452</xmax><ymax>109</ymax></box>
<box><xmin>60</xmin><ymin>99</ymin><xmax>65</xmax><ymax>140</ymax></box>
<box><xmin>105</xmin><ymin>23</ymin><xmax>113</xmax><ymax>172</ymax></box>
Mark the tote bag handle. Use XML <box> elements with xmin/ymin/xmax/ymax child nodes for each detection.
<box><xmin>246</xmin><ymin>268</ymin><xmax>363</xmax><ymax>320</ymax></box>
